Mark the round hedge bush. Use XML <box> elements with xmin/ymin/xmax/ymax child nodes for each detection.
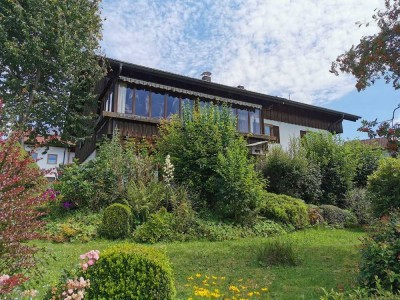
<box><xmin>319</xmin><ymin>204</ymin><xmax>358</xmax><ymax>227</ymax></box>
<box><xmin>99</xmin><ymin>203</ymin><xmax>133</xmax><ymax>239</ymax></box>
<box><xmin>85</xmin><ymin>244</ymin><xmax>176</xmax><ymax>299</ymax></box>
<box><xmin>259</xmin><ymin>193</ymin><xmax>309</xmax><ymax>228</ymax></box>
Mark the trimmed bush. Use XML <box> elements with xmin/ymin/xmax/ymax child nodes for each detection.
<box><xmin>259</xmin><ymin>193</ymin><xmax>309</xmax><ymax>228</ymax></box>
<box><xmin>368</xmin><ymin>157</ymin><xmax>400</xmax><ymax>216</ymax></box>
<box><xmin>319</xmin><ymin>205</ymin><xmax>358</xmax><ymax>228</ymax></box>
<box><xmin>359</xmin><ymin>212</ymin><xmax>400</xmax><ymax>293</ymax></box>
<box><xmin>85</xmin><ymin>244</ymin><xmax>176</xmax><ymax>299</ymax></box>
<box><xmin>99</xmin><ymin>203</ymin><xmax>133</xmax><ymax>239</ymax></box>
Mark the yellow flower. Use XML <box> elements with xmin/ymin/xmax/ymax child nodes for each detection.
<box><xmin>238</xmin><ymin>278</ymin><xmax>243</xmax><ymax>282</ymax></box>
<box><xmin>187</xmin><ymin>276</ymin><xmax>194</xmax><ymax>280</ymax></box>
<box><xmin>195</xmin><ymin>273</ymin><xmax>202</xmax><ymax>278</ymax></box>
<box><xmin>261</xmin><ymin>288</ymin><xmax>268</xmax><ymax>292</ymax></box>
<box><xmin>221</xmin><ymin>277</ymin><xmax>226</xmax><ymax>280</ymax></box>
<box><xmin>254</xmin><ymin>291</ymin><xmax>260</xmax><ymax>295</ymax></box>
<box><xmin>247</xmin><ymin>292</ymin><xmax>254</xmax><ymax>297</ymax></box>
<box><xmin>229</xmin><ymin>285</ymin><xmax>241</xmax><ymax>293</ymax></box>
<box><xmin>212</xmin><ymin>276</ymin><xmax>217</xmax><ymax>279</ymax></box>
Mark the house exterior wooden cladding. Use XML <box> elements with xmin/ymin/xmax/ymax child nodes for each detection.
<box><xmin>75</xmin><ymin>58</ymin><xmax>360</xmax><ymax>162</ymax></box>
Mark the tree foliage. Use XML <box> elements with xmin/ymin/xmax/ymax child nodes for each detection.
<box><xmin>330</xmin><ymin>0</ymin><xmax>400</xmax><ymax>91</ymax></box>
<box><xmin>0</xmin><ymin>0</ymin><xmax>106</xmax><ymax>140</ymax></box>
<box><xmin>0</xmin><ymin>129</ymin><xmax>51</xmax><ymax>278</ymax></box>
<box><xmin>157</xmin><ymin>104</ymin><xmax>264</xmax><ymax>223</ymax></box>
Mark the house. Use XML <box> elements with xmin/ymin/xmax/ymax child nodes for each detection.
<box><xmin>24</xmin><ymin>136</ymin><xmax>75</xmax><ymax>180</ymax></box>
<box><xmin>360</xmin><ymin>137</ymin><xmax>398</xmax><ymax>157</ymax></box>
<box><xmin>76</xmin><ymin>58</ymin><xmax>360</xmax><ymax>161</ymax></box>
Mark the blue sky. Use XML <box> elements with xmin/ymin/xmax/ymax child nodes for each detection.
<box><xmin>100</xmin><ymin>0</ymin><xmax>399</xmax><ymax>140</ymax></box>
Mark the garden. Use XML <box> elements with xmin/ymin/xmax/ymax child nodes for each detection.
<box><xmin>1</xmin><ymin>104</ymin><xmax>400</xmax><ymax>299</ymax></box>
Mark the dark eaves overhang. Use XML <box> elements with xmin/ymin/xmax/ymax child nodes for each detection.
<box><xmin>107</xmin><ymin>58</ymin><xmax>361</xmax><ymax>122</ymax></box>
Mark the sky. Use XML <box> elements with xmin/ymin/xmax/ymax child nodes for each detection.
<box><xmin>100</xmin><ymin>0</ymin><xmax>399</xmax><ymax>140</ymax></box>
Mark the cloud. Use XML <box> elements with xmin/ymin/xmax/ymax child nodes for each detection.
<box><xmin>101</xmin><ymin>0</ymin><xmax>385</xmax><ymax>104</ymax></box>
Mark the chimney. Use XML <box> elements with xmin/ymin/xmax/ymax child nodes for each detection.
<box><xmin>237</xmin><ymin>85</ymin><xmax>245</xmax><ymax>89</ymax></box>
<box><xmin>201</xmin><ymin>71</ymin><xmax>212</xmax><ymax>82</ymax></box>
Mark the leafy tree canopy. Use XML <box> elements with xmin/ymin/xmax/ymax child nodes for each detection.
<box><xmin>330</xmin><ymin>0</ymin><xmax>400</xmax><ymax>91</ymax></box>
<box><xmin>0</xmin><ymin>0</ymin><xmax>106</xmax><ymax>141</ymax></box>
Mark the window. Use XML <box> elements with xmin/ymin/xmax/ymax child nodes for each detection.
<box><xmin>167</xmin><ymin>96</ymin><xmax>180</xmax><ymax>117</ymax></box>
<box><xmin>135</xmin><ymin>89</ymin><xmax>149</xmax><ymax>117</ymax></box>
<box><xmin>199</xmin><ymin>100</ymin><xmax>211</xmax><ymax>110</ymax></box>
<box><xmin>104</xmin><ymin>88</ymin><xmax>114</xmax><ymax>112</ymax></box>
<box><xmin>237</xmin><ymin>108</ymin><xmax>249</xmax><ymax>133</ymax></box>
<box><xmin>264</xmin><ymin>124</ymin><xmax>272</xmax><ymax>136</ymax></box>
<box><xmin>250</xmin><ymin>109</ymin><xmax>261</xmax><ymax>134</ymax></box>
<box><xmin>47</xmin><ymin>154</ymin><xmax>58</xmax><ymax>165</ymax></box>
<box><xmin>151</xmin><ymin>92</ymin><xmax>165</xmax><ymax>118</ymax></box>
<box><xmin>31</xmin><ymin>152</ymin><xmax>38</xmax><ymax>161</ymax></box>
<box><xmin>125</xmin><ymin>86</ymin><xmax>134</xmax><ymax>114</ymax></box>
<box><xmin>181</xmin><ymin>98</ymin><xmax>194</xmax><ymax>114</ymax></box>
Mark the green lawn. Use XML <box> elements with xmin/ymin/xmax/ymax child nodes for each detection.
<box><xmin>33</xmin><ymin>227</ymin><xmax>364</xmax><ymax>299</ymax></box>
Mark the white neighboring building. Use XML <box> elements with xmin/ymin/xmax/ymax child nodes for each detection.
<box><xmin>25</xmin><ymin>141</ymin><xmax>75</xmax><ymax>180</ymax></box>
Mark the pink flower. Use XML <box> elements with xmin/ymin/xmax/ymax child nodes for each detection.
<box><xmin>68</xmin><ymin>289</ymin><xmax>73</xmax><ymax>294</ymax></box>
<box><xmin>87</xmin><ymin>259</ymin><xmax>94</xmax><ymax>266</ymax></box>
<box><xmin>0</xmin><ymin>274</ymin><xmax>10</xmax><ymax>284</ymax></box>
<box><xmin>82</xmin><ymin>263</ymin><xmax>88</xmax><ymax>271</ymax></box>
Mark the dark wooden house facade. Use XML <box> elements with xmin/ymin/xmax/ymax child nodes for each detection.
<box><xmin>76</xmin><ymin>58</ymin><xmax>360</xmax><ymax>162</ymax></box>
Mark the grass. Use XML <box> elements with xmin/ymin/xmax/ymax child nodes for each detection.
<box><xmin>32</xmin><ymin>227</ymin><xmax>364</xmax><ymax>299</ymax></box>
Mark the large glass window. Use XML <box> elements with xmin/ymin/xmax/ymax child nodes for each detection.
<box><xmin>182</xmin><ymin>98</ymin><xmax>194</xmax><ymax>113</ymax></box>
<box><xmin>250</xmin><ymin>109</ymin><xmax>261</xmax><ymax>134</ymax></box>
<box><xmin>237</xmin><ymin>108</ymin><xmax>249</xmax><ymax>133</ymax></box>
<box><xmin>151</xmin><ymin>92</ymin><xmax>165</xmax><ymax>118</ymax></box>
<box><xmin>125</xmin><ymin>87</ymin><xmax>134</xmax><ymax>114</ymax></box>
<box><xmin>135</xmin><ymin>89</ymin><xmax>149</xmax><ymax>117</ymax></box>
<box><xmin>167</xmin><ymin>96</ymin><xmax>180</xmax><ymax>117</ymax></box>
<box><xmin>199</xmin><ymin>100</ymin><xmax>211</xmax><ymax>110</ymax></box>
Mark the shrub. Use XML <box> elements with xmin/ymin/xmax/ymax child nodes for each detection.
<box><xmin>57</xmin><ymin>131</ymin><xmax>156</xmax><ymax>210</ymax></box>
<box><xmin>99</xmin><ymin>204</ymin><xmax>133</xmax><ymax>239</ymax></box>
<box><xmin>0</xmin><ymin>130</ymin><xmax>51</xmax><ymax>285</ymax></box>
<box><xmin>214</xmin><ymin>138</ymin><xmax>265</xmax><ymax>223</ymax></box>
<box><xmin>132</xmin><ymin>208</ymin><xmax>178</xmax><ymax>243</ymax></box>
<box><xmin>251</xmin><ymin>219</ymin><xmax>287</xmax><ymax>237</ymax></box>
<box><xmin>368</xmin><ymin>158</ymin><xmax>400</xmax><ymax>216</ymax></box>
<box><xmin>358</xmin><ymin>212</ymin><xmax>400</xmax><ymax>293</ymax></box>
<box><xmin>345</xmin><ymin>188</ymin><xmax>374</xmax><ymax>225</ymax></box>
<box><xmin>261</xmin><ymin>143</ymin><xmax>322</xmax><ymax>204</ymax></box>
<box><xmin>301</xmin><ymin>132</ymin><xmax>353</xmax><ymax>207</ymax></box>
<box><xmin>345</xmin><ymin>140</ymin><xmax>383</xmax><ymax>187</ymax></box>
<box><xmin>44</xmin><ymin>210</ymin><xmax>102</xmax><ymax>243</ymax></box>
<box><xmin>157</xmin><ymin>104</ymin><xmax>264</xmax><ymax>223</ymax></box>
<box><xmin>259</xmin><ymin>193</ymin><xmax>309</xmax><ymax>228</ymax></box>
<box><xmin>319</xmin><ymin>205</ymin><xmax>358</xmax><ymax>228</ymax></box>
<box><xmin>307</xmin><ymin>204</ymin><xmax>324</xmax><ymax>225</ymax></box>
<box><xmin>257</xmin><ymin>238</ymin><xmax>299</xmax><ymax>266</ymax></box>
<box><xmin>85</xmin><ymin>244</ymin><xmax>176</xmax><ymax>299</ymax></box>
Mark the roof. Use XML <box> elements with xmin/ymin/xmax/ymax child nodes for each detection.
<box><xmin>360</xmin><ymin>137</ymin><xmax>389</xmax><ymax>149</ymax></box>
<box><xmin>107</xmin><ymin>57</ymin><xmax>361</xmax><ymax>122</ymax></box>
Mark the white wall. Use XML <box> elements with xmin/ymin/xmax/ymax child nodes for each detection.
<box><xmin>25</xmin><ymin>145</ymin><xmax>75</xmax><ymax>179</ymax></box>
<box><xmin>264</xmin><ymin>119</ymin><xmax>326</xmax><ymax>150</ymax></box>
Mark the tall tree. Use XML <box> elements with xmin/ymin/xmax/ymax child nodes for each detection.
<box><xmin>330</xmin><ymin>0</ymin><xmax>399</xmax><ymax>91</ymax></box>
<box><xmin>0</xmin><ymin>0</ymin><xmax>106</xmax><ymax>141</ymax></box>
<box><xmin>330</xmin><ymin>0</ymin><xmax>399</xmax><ymax>153</ymax></box>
